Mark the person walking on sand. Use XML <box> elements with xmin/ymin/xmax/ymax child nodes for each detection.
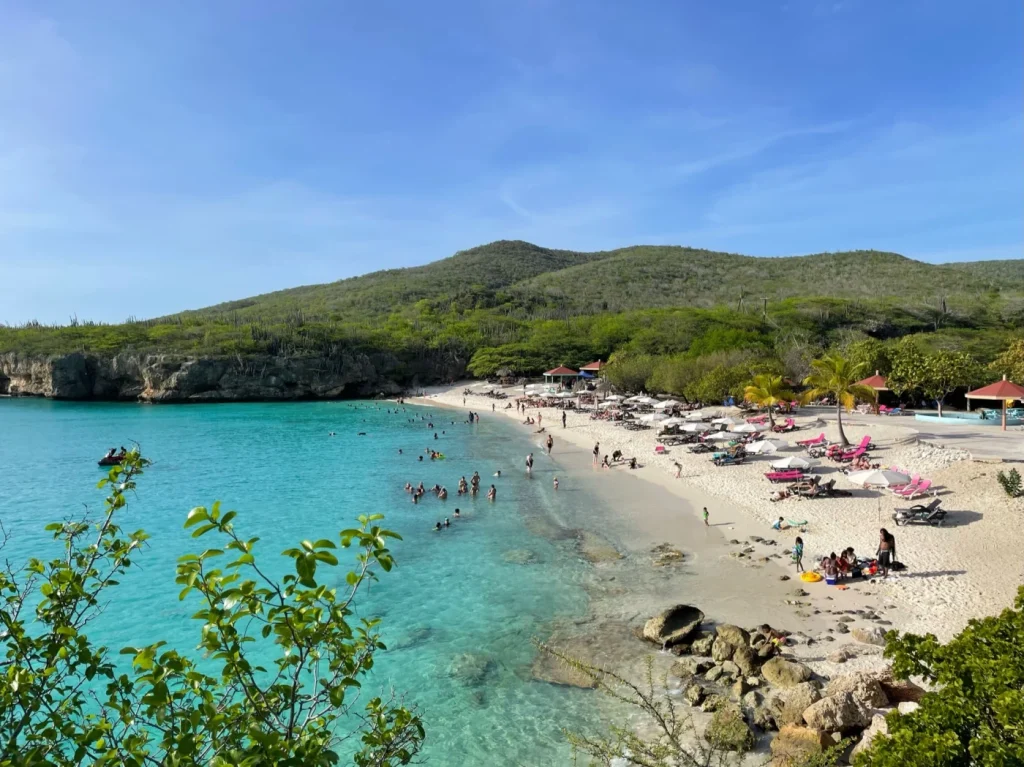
<box><xmin>593</xmin><ymin>443</ymin><xmax>600</xmax><ymax>466</ymax></box>
<box><xmin>561</xmin><ymin>411</ymin><xmax>566</xmax><ymax>429</ymax></box>
<box><xmin>546</xmin><ymin>434</ymin><xmax>554</xmax><ymax>455</ymax></box>
<box><xmin>792</xmin><ymin>536</ymin><xmax>805</xmax><ymax>573</ymax></box>
<box><xmin>674</xmin><ymin>462</ymin><xmax>682</xmax><ymax>479</ymax></box>
<box><xmin>702</xmin><ymin>507</ymin><xmax>709</xmax><ymax>526</ymax></box>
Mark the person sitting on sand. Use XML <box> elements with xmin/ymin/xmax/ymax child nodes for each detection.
<box><xmin>612</xmin><ymin>450</ymin><xmax>623</xmax><ymax>463</ymax></box>
<box><xmin>629</xmin><ymin>457</ymin><xmax>638</xmax><ymax>470</ymax></box>
<box><xmin>487</xmin><ymin>485</ymin><xmax>497</xmax><ymax>501</ymax></box>
<box><xmin>535</xmin><ymin>426</ymin><xmax>546</xmax><ymax>434</ymax></box>
<box><xmin>601</xmin><ymin>455</ymin><xmax>610</xmax><ymax>469</ymax></box>
<box><xmin>770</xmin><ymin>490</ymin><xmax>791</xmax><ymax>502</ymax></box>
<box><xmin>771</xmin><ymin>516</ymin><xmax>785</xmax><ymax>530</ymax></box>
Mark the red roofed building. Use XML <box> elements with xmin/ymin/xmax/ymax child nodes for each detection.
<box><xmin>543</xmin><ymin>366</ymin><xmax>578</xmax><ymax>388</ymax></box>
<box><xmin>856</xmin><ymin>371</ymin><xmax>888</xmax><ymax>391</ymax></box>
<box><xmin>579</xmin><ymin>360</ymin><xmax>606</xmax><ymax>373</ymax></box>
<box><xmin>966</xmin><ymin>375</ymin><xmax>1024</xmax><ymax>430</ymax></box>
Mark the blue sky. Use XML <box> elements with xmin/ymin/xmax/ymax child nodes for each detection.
<box><xmin>1</xmin><ymin>0</ymin><xmax>1021</xmax><ymax>323</ymax></box>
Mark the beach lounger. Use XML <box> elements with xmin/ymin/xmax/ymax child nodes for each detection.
<box><xmin>902</xmin><ymin>479</ymin><xmax>932</xmax><ymax>499</ymax></box>
<box><xmin>836</xmin><ymin>447</ymin><xmax>866</xmax><ymax>463</ymax></box>
<box><xmin>765</xmin><ymin>470</ymin><xmax>811</xmax><ymax>483</ymax></box>
<box><xmin>797</xmin><ymin>432</ymin><xmax>826</xmax><ymax>447</ymax></box>
<box><xmin>772</xmin><ymin>417</ymin><xmax>797</xmax><ymax>433</ymax></box>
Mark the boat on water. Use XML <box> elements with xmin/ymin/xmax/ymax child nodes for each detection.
<box><xmin>98</xmin><ymin>453</ymin><xmax>127</xmax><ymax>467</ymax></box>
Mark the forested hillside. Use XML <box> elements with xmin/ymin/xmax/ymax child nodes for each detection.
<box><xmin>2</xmin><ymin>240</ymin><xmax>1021</xmax><ymax>400</ymax></box>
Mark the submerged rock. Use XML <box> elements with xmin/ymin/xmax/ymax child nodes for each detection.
<box><xmin>502</xmin><ymin>548</ymin><xmax>539</xmax><ymax>565</ymax></box>
<box><xmin>446</xmin><ymin>653</ymin><xmax>495</xmax><ymax>687</ymax></box>
<box><xmin>576</xmin><ymin>530</ymin><xmax>623</xmax><ymax>563</ymax></box>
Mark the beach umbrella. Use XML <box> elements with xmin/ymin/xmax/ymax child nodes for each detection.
<box><xmin>598</xmin><ymin>401</ymin><xmax>621</xmax><ymax>410</ymax></box>
<box><xmin>746</xmin><ymin>439</ymin><xmax>788</xmax><ymax>455</ymax></box>
<box><xmin>681</xmin><ymin>423</ymin><xmax>706</xmax><ymax>432</ymax></box>
<box><xmin>770</xmin><ymin>456</ymin><xmax>819</xmax><ymax>470</ymax></box>
<box><xmin>684</xmin><ymin>412</ymin><xmax>705</xmax><ymax>421</ymax></box>
<box><xmin>711</xmin><ymin>416</ymin><xmax>741</xmax><ymax>426</ymax></box>
<box><xmin>730</xmin><ymin>422</ymin><xmax>767</xmax><ymax>433</ymax></box>
<box><xmin>640</xmin><ymin>412</ymin><xmax>669</xmax><ymax>423</ymax></box>
<box><xmin>553</xmin><ymin>391</ymin><xmax>575</xmax><ymax>399</ymax></box>
<box><xmin>603</xmin><ymin>394</ymin><xmax>624</xmax><ymax>401</ymax></box>
<box><xmin>704</xmin><ymin>431</ymin><xmax>733</xmax><ymax>441</ymax></box>
<box><xmin>661</xmin><ymin>417</ymin><xmax>687</xmax><ymax>427</ymax></box>
<box><xmin>654</xmin><ymin>399</ymin><xmax>681</xmax><ymax>409</ymax></box>
<box><xmin>846</xmin><ymin>469</ymin><xmax>912</xmax><ymax>487</ymax></box>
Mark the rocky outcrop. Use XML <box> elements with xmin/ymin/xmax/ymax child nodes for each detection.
<box><xmin>642</xmin><ymin>605</ymin><xmax>704</xmax><ymax>648</ymax></box>
<box><xmin>761</xmin><ymin>657</ymin><xmax>814</xmax><ymax>688</ymax></box>
<box><xmin>802</xmin><ymin>691</ymin><xmax>873</xmax><ymax>733</ymax></box>
<box><xmin>770</xmin><ymin>725</ymin><xmax>831</xmax><ymax>766</ymax></box>
<box><xmin>0</xmin><ymin>350</ymin><xmax>460</xmax><ymax>402</ymax></box>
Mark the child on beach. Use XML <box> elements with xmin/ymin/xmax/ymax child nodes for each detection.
<box><xmin>792</xmin><ymin>537</ymin><xmax>804</xmax><ymax>572</ymax></box>
<box><xmin>553</xmin><ymin>477</ymin><xmax>559</xmax><ymax>490</ymax></box>
<box><xmin>702</xmin><ymin>507</ymin><xmax>709</xmax><ymax>526</ymax></box>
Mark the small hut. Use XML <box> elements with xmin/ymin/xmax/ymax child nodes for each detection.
<box><xmin>543</xmin><ymin>366</ymin><xmax>579</xmax><ymax>390</ymax></box>
<box><xmin>966</xmin><ymin>375</ymin><xmax>1024</xmax><ymax>431</ymax></box>
<box><xmin>856</xmin><ymin>370</ymin><xmax>889</xmax><ymax>410</ymax></box>
<box><xmin>579</xmin><ymin>360</ymin><xmax>606</xmax><ymax>378</ymax></box>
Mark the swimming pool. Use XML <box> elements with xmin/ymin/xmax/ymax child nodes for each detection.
<box><xmin>915</xmin><ymin>410</ymin><xmax>1024</xmax><ymax>426</ymax></box>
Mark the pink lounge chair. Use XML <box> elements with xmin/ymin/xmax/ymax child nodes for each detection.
<box><xmin>891</xmin><ymin>473</ymin><xmax>920</xmax><ymax>492</ymax></box>
<box><xmin>837</xmin><ymin>447</ymin><xmax>865</xmax><ymax>463</ymax></box>
<box><xmin>772</xmin><ymin>417</ymin><xmax>797</xmax><ymax>433</ymax></box>
<box><xmin>747</xmin><ymin>415</ymin><xmax>769</xmax><ymax>424</ymax></box>
<box><xmin>903</xmin><ymin>479</ymin><xmax>932</xmax><ymax>499</ymax></box>
<box><xmin>797</xmin><ymin>432</ymin><xmax>826</xmax><ymax>447</ymax></box>
<box><xmin>765</xmin><ymin>470</ymin><xmax>807</xmax><ymax>483</ymax></box>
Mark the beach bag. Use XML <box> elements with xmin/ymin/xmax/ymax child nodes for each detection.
<box><xmin>891</xmin><ymin>560</ymin><xmax>906</xmax><ymax>572</ymax></box>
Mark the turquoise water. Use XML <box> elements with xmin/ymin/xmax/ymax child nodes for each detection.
<box><xmin>0</xmin><ymin>399</ymin><xmax>607</xmax><ymax>765</ymax></box>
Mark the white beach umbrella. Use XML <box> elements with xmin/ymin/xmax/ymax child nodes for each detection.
<box><xmin>640</xmin><ymin>412</ymin><xmax>669</xmax><ymax>423</ymax></box>
<box><xmin>704</xmin><ymin>431</ymin><xmax>733</xmax><ymax>441</ymax></box>
<box><xmin>746</xmin><ymin>439</ymin><xmax>788</xmax><ymax>455</ymax></box>
<box><xmin>684</xmin><ymin>412</ymin><xmax>706</xmax><ymax>422</ymax></box>
<box><xmin>553</xmin><ymin>391</ymin><xmax>576</xmax><ymax>399</ymax></box>
<box><xmin>730</xmin><ymin>422</ymin><xmax>768</xmax><ymax>433</ymax></box>
<box><xmin>661</xmin><ymin>417</ymin><xmax>687</xmax><ymax>427</ymax></box>
<box><xmin>711</xmin><ymin>416</ymin><xmax>741</xmax><ymax>426</ymax></box>
<box><xmin>598</xmin><ymin>401</ymin><xmax>621</xmax><ymax>410</ymax></box>
<box><xmin>603</xmin><ymin>394</ymin><xmax>624</xmax><ymax>401</ymax></box>
<box><xmin>770</xmin><ymin>456</ymin><xmax>819</xmax><ymax>470</ymax></box>
<box><xmin>654</xmin><ymin>399</ymin><xmax>681</xmax><ymax>409</ymax></box>
<box><xmin>681</xmin><ymin>423</ymin><xmax>707</xmax><ymax>432</ymax></box>
<box><xmin>846</xmin><ymin>469</ymin><xmax>912</xmax><ymax>487</ymax></box>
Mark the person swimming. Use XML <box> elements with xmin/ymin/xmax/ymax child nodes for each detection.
<box><xmin>553</xmin><ymin>477</ymin><xmax>559</xmax><ymax>490</ymax></box>
<box><xmin>454</xmin><ymin>508</ymin><xmax>461</xmax><ymax>518</ymax></box>
<box><xmin>494</xmin><ymin>470</ymin><xmax>501</xmax><ymax>477</ymax></box>
<box><xmin>439</xmin><ymin>487</ymin><xmax>448</xmax><ymax>500</ymax></box>
<box><xmin>444</xmin><ymin>518</ymin><xmax>450</xmax><ymax>528</ymax></box>
<box><xmin>435</xmin><ymin>522</ymin><xmax>442</xmax><ymax>531</ymax></box>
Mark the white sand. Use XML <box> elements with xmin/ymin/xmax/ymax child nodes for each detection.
<box><xmin>416</xmin><ymin>383</ymin><xmax>1024</xmax><ymax>641</ymax></box>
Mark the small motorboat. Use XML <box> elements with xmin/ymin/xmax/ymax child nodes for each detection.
<box><xmin>98</xmin><ymin>454</ymin><xmax>126</xmax><ymax>467</ymax></box>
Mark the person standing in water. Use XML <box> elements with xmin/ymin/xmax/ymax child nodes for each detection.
<box><xmin>593</xmin><ymin>443</ymin><xmax>600</xmax><ymax>466</ymax></box>
<box><xmin>553</xmin><ymin>477</ymin><xmax>559</xmax><ymax>490</ymax></box>
<box><xmin>793</xmin><ymin>536</ymin><xmax>805</xmax><ymax>573</ymax></box>
<box><xmin>487</xmin><ymin>485</ymin><xmax>497</xmax><ymax>501</ymax></box>
<box><xmin>545</xmin><ymin>434</ymin><xmax>554</xmax><ymax>455</ymax></box>
<box><xmin>525</xmin><ymin>453</ymin><xmax>534</xmax><ymax>476</ymax></box>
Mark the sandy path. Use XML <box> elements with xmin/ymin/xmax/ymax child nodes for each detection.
<box><xmin>416</xmin><ymin>384</ymin><xmax>1024</xmax><ymax>641</ymax></box>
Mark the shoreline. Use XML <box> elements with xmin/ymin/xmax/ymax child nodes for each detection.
<box><xmin>413</xmin><ymin>383</ymin><xmax>1024</xmax><ymax>643</ymax></box>
<box><xmin>411</xmin><ymin>390</ymin><xmax>901</xmax><ymax>687</ymax></box>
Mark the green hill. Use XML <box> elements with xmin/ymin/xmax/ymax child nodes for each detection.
<box><xmin>179</xmin><ymin>241</ymin><xmax>1023</xmax><ymax>323</ymax></box>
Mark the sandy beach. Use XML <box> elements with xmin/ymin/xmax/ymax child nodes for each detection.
<box><xmin>415</xmin><ymin>383</ymin><xmax>1024</xmax><ymax>644</ymax></box>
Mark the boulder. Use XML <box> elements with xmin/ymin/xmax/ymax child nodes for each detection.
<box><xmin>730</xmin><ymin>678</ymin><xmax>749</xmax><ymax>701</ymax></box>
<box><xmin>684</xmin><ymin>682</ymin><xmax>706</xmax><ymax>706</ymax></box>
<box><xmin>716</xmin><ymin>624</ymin><xmax>752</xmax><ymax>648</ymax></box>
<box><xmin>651</xmin><ymin>543</ymin><xmax>685</xmax><ymax>567</ymax></box>
<box><xmin>762</xmin><ymin>657</ymin><xmax>814</xmax><ymax>688</ymax></box>
<box><xmin>851</xmin><ymin>626</ymin><xmax>887</xmax><ymax>646</ymax></box>
<box><xmin>802</xmin><ymin>691</ymin><xmax>872</xmax><ymax>733</ymax></box>
<box><xmin>719</xmin><ymin>660</ymin><xmax>741</xmax><ymax>677</ymax></box>
<box><xmin>642</xmin><ymin>605</ymin><xmax>704</xmax><ymax>648</ymax></box>
<box><xmin>690</xmin><ymin>633</ymin><xmax>715</xmax><ymax>656</ymax></box>
<box><xmin>673</xmin><ymin>657</ymin><xmax>713</xmax><ymax>678</ymax></box>
<box><xmin>706</xmin><ymin>704</ymin><xmax>755</xmax><ymax>752</ymax></box>
<box><xmin>824</xmin><ymin>673</ymin><xmax>890</xmax><ymax>709</ymax></box>
<box><xmin>741</xmin><ymin>690</ymin><xmax>762</xmax><ymax>710</ymax></box>
<box><xmin>876</xmin><ymin>670</ymin><xmax>926</xmax><ymax>703</ymax></box>
<box><xmin>897</xmin><ymin>701</ymin><xmax>920</xmax><ymax>715</ymax></box>
<box><xmin>447</xmin><ymin>653</ymin><xmax>494</xmax><ymax>686</ymax></box>
<box><xmin>776</xmin><ymin>682</ymin><xmax>821</xmax><ymax>727</ymax></box>
<box><xmin>711</xmin><ymin>636</ymin><xmax>736</xmax><ymax>662</ymax></box>
<box><xmin>758</xmin><ymin>643</ymin><xmax>778</xmax><ymax>660</ymax></box>
<box><xmin>850</xmin><ymin>713</ymin><xmax>889</xmax><ymax>760</ymax></box>
<box><xmin>705</xmin><ymin>665</ymin><xmax>728</xmax><ymax>683</ymax></box>
<box><xmin>733</xmin><ymin>645</ymin><xmax>761</xmax><ymax>677</ymax></box>
<box><xmin>770</xmin><ymin>725</ymin><xmax>831</xmax><ymax>766</ymax></box>
<box><xmin>700</xmin><ymin>693</ymin><xmax>726</xmax><ymax>712</ymax></box>
<box><xmin>753</xmin><ymin>702</ymin><xmax>778</xmax><ymax>732</ymax></box>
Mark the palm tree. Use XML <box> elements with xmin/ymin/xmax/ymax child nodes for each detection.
<box><xmin>800</xmin><ymin>354</ymin><xmax>876</xmax><ymax>447</ymax></box>
<box><xmin>743</xmin><ymin>374</ymin><xmax>795</xmax><ymax>427</ymax></box>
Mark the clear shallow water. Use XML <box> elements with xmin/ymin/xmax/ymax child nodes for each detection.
<box><xmin>0</xmin><ymin>399</ymin><xmax>609</xmax><ymax>766</ymax></box>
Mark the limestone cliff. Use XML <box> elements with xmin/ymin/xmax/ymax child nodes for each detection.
<box><xmin>0</xmin><ymin>351</ymin><xmax>460</xmax><ymax>402</ymax></box>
